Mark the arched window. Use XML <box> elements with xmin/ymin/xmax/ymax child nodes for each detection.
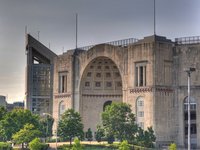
<box><xmin>103</xmin><ymin>101</ymin><xmax>112</xmax><ymax>111</ymax></box>
<box><xmin>59</xmin><ymin>101</ymin><xmax>65</xmax><ymax>120</ymax></box>
<box><xmin>136</xmin><ymin>97</ymin><xmax>144</xmax><ymax>129</ymax></box>
<box><xmin>183</xmin><ymin>97</ymin><xmax>197</xmax><ymax>148</ymax></box>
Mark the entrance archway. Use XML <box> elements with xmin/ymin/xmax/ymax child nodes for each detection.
<box><xmin>80</xmin><ymin>56</ymin><xmax>123</xmax><ymax>131</ymax></box>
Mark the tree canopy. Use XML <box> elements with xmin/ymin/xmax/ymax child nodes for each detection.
<box><xmin>39</xmin><ymin>115</ymin><xmax>54</xmax><ymax>139</ymax></box>
<box><xmin>0</xmin><ymin>109</ymin><xmax>40</xmax><ymax>141</ymax></box>
<box><xmin>0</xmin><ymin>106</ymin><xmax>7</xmax><ymax>121</ymax></box>
<box><xmin>57</xmin><ymin>109</ymin><xmax>84</xmax><ymax>145</ymax></box>
<box><xmin>101</xmin><ymin>102</ymin><xmax>156</xmax><ymax>147</ymax></box>
<box><xmin>102</xmin><ymin>102</ymin><xmax>138</xmax><ymax>142</ymax></box>
<box><xmin>12</xmin><ymin>123</ymin><xmax>41</xmax><ymax>149</ymax></box>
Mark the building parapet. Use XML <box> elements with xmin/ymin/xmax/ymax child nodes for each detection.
<box><xmin>70</xmin><ymin>37</ymin><xmax>138</xmax><ymax>51</ymax></box>
<box><xmin>175</xmin><ymin>36</ymin><xmax>200</xmax><ymax>45</ymax></box>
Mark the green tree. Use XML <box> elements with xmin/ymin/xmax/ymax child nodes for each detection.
<box><xmin>39</xmin><ymin>115</ymin><xmax>54</xmax><ymax>139</ymax></box>
<box><xmin>0</xmin><ymin>106</ymin><xmax>7</xmax><ymax>121</ymax></box>
<box><xmin>0</xmin><ymin>106</ymin><xmax>7</xmax><ymax>141</ymax></box>
<box><xmin>29</xmin><ymin>138</ymin><xmax>48</xmax><ymax>150</ymax></box>
<box><xmin>101</xmin><ymin>102</ymin><xmax>138</xmax><ymax>143</ymax></box>
<box><xmin>95</xmin><ymin>125</ymin><xmax>105</xmax><ymax>143</ymax></box>
<box><xmin>136</xmin><ymin>127</ymin><xmax>156</xmax><ymax>148</ymax></box>
<box><xmin>0</xmin><ymin>108</ymin><xmax>40</xmax><ymax>141</ymax></box>
<box><xmin>72</xmin><ymin>137</ymin><xmax>83</xmax><ymax>150</ymax></box>
<box><xmin>85</xmin><ymin>128</ymin><xmax>93</xmax><ymax>141</ymax></box>
<box><xmin>169</xmin><ymin>143</ymin><xmax>177</xmax><ymax>150</ymax></box>
<box><xmin>119</xmin><ymin>140</ymin><xmax>130</xmax><ymax>150</ymax></box>
<box><xmin>12</xmin><ymin>123</ymin><xmax>41</xmax><ymax>149</ymax></box>
<box><xmin>57</xmin><ymin>109</ymin><xmax>84</xmax><ymax>145</ymax></box>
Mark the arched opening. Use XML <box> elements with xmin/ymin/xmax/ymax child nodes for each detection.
<box><xmin>80</xmin><ymin>56</ymin><xmax>123</xmax><ymax>131</ymax></box>
<box><xmin>103</xmin><ymin>101</ymin><xmax>112</xmax><ymax>111</ymax></box>
<box><xmin>184</xmin><ymin>97</ymin><xmax>197</xmax><ymax>148</ymax></box>
<box><xmin>59</xmin><ymin>101</ymin><xmax>65</xmax><ymax>120</ymax></box>
<box><xmin>136</xmin><ymin>96</ymin><xmax>144</xmax><ymax>129</ymax></box>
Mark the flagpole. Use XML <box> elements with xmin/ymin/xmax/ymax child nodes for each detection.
<box><xmin>154</xmin><ymin>0</ymin><xmax>156</xmax><ymax>35</ymax></box>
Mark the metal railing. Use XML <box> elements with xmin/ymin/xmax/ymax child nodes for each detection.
<box><xmin>175</xmin><ymin>36</ymin><xmax>200</xmax><ymax>45</ymax></box>
<box><xmin>77</xmin><ymin>37</ymin><xmax>138</xmax><ymax>51</ymax></box>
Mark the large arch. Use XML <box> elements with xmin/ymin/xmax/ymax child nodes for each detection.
<box><xmin>79</xmin><ymin>56</ymin><xmax>123</xmax><ymax>132</ymax></box>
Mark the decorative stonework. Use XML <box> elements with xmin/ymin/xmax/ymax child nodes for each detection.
<box><xmin>130</xmin><ymin>87</ymin><xmax>153</xmax><ymax>93</ymax></box>
<box><xmin>82</xmin><ymin>94</ymin><xmax>122</xmax><ymax>98</ymax></box>
<box><xmin>155</xmin><ymin>87</ymin><xmax>173</xmax><ymax>93</ymax></box>
<box><xmin>54</xmin><ymin>93</ymin><xmax>71</xmax><ymax>99</ymax></box>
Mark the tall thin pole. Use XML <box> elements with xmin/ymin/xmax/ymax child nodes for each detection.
<box><xmin>76</xmin><ymin>13</ymin><xmax>78</xmax><ymax>49</ymax></box>
<box><xmin>25</xmin><ymin>26</ymin><xmax>27</xmax><ymax>35</ymax></box>
<box><xmin>56</xmin><ymin>120</ymin><xmax>58</xmax><ymax>150</ymax></box>
<box><xmin>188</xmin><ymin>72</ymin><xmax>191</xmax><ymax>150</ymax></box>
<box><xmin>38</xmin><ymin>31</ymin><xmax>40</xmax><ymax>41</ymax></box>
<box><xmin>154</xmin><ymin>0</ymin><xmax>156</xmax><ymax>35</ymax></box>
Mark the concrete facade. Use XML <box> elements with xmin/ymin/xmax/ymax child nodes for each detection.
<box><xmin>26</xmin><ymin>34</ymin><xmax>200</xmax><ymax>148</ymax></box>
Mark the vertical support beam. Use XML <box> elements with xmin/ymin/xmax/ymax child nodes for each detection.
<box><xmin>188</xmin><ymin>72</ymin><xmax>191</xmax><ymax>150</ymax></box>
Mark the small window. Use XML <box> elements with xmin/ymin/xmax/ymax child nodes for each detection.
<box><xmin>97</xmin><ymin>66</ymin><xmax>102</xmax><ymax>69</ymax></box>
<box><xmin>113</xmin><ymin>66</ymin><xmax>117</xmax><ymax>69</ymax></box>
<box><xmin>105</xmin><ymin>66</ymin><xmax>109</xmax><ymax>69</ymax></box>
<box><xmin>87</xmin><ymin>72</ymin><xmax>92</xmax><ymax>77</ymax></box>
<box><xmin>58</xmin><ymin>72</ymin><xmax>67</xmax><ymax>93</ymax></box>
<box><xmin>138</xmin><ymin>111</ymin><xmax>144</xmax><ymax>117</ymax></box>
<box><xmin>96</xmin><ymin>73</ymin><xmax>101</xmax><ymax>77</ymax></box>
<box><xmin>116</xmin><ymin>81</ymin><xmax>122</xmax><ymax>87</ymax></box>
<box><xmin>138</xmin><ymin>122</ymin><xmax>144</xmax><ymax>129</ymax></box>
<box><xmin>138</xmin><ymin>100</ymin><xmax>144</xmax><ymax>107</ymax></box>
<box><xmin>90</xmin><ymin>66</ymin><xmax>94</xmax><ymax>69</ymax></box>
<box><xmin>135</xmin><ymin>62</ymin><xmax>147</xmax><ymax>87</ymax></box>
<box><xmin>95</xmin><ymin>82</ymin><xmax>101</xmax><ymax>87</ymax></box>
<box><xmin>106</xmin><ymin>73</ymin><xmax>111</xmax><ymax>78</ymax></box>
<box><xmin>106</xmin><ymin>82</ymin><xmax>112</xmax><ymax>87</ymax></box>
<box><xmin>85</xmin><ymin>82</ymin><xmax>90</xmax><ymax>87</ymax></box>
<box><xmin>115</xmin><ymin>72</ymin><xmax>120</xmax><ymax>77</ymax></box>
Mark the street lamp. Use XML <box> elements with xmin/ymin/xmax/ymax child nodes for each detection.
<box><xmin>43</xmin><ymin>113</ymin><xmax>58</xmax><ymax>150</ymax></box>
<box><xmin>184</xmin><ymin>67</ymin><xmax>195</xmax><ymax>150</ymax></box>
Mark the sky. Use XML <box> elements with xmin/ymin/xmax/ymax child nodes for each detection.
<box><xmin>0</xmin><ymin>0</ymin><xmax>200</xmax><ymax>103</ymax></box>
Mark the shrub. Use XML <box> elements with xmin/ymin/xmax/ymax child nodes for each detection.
<box><xmin>169</xmin><ymin>143</ymin><xmax>176</xmax><ymax>150</ymax></box>
<box><xmin>71</xmin><ymin>137</ymin><xmax>83</xmax><ymax>150</ymax></box>
<box><xmin>119</xmin><ymin>140</ymin><xmax>130</xmax><ymax>150</ymax></box>
<box><xmin>107</xmin><ymin>134</ymin><xmax>115</xmax><ymax>144</ymax></box>
<box><xmin>85</xmin><ymin>128</ymin><xmax>93</xmax><ymax>141</ymax></box>
<box><xmin>29</xmin><ymin>138</ymin><xmax>49</xmax><ymax>150</ymax></box>
<box><xmin>0</xmin><ymin>142</ymin><xmax>12</xmax><ymax>150</ymax></box>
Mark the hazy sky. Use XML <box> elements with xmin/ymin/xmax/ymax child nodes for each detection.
<box><xmin>0</xmin><ymin>0</ymin><xmax>200</xmax><ymax>103</ymax></box>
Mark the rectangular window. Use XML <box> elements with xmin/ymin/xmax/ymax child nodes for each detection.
<box><xmin>58</xmin><ymin>72</ymin><xmax>67</xmax><ymax>93</ymax></box>
<box><xmin>135</xmin><ymin>62</ymin><xmax>147</xmax><ymax>87</ymax></box>
<box><xmin>138</xmin><ymin>100</ymin><xmax>144</xmax><ymax>107</ymax></box>
<box><xmin>97</xmin><ymin>66</ymin><xmax>102</xmax><ymax>69</ymax></box>
<box><xmin>138</xmin><ymin>111</ymin><xmax>144</xmax><ymax>117</ymax></box>
<box><xmin>95</xmin><ymin>82</ymin><xmax>101</xmax><ymax>87</ymax></box>
<box><xmin>87</xmin><ymin>72</ymin><xmax>92</xmax><ymax>77</ymax></box>
<box><xmin>138</xmin><ymin>122</ymin><xmax>144</xmax><ymax>129</ymax></box>
<box><xmin>106</xmin><ymin>72</ymin><xmax>111</xmax><ymax>78</ymax></box>
<box><xmin>85</xmin><ymin>82</ymin><xmax>90</xmax><ymax>87</ymax></box>
<box><xmin>96</xmin><ymin>73</ymin><xmax>101</xmax><ymax>77</ymax></box>
<box><xmin>106</xmin><ymin>82</ymin><xmax>112</xmax><ymax>87</ymax></box>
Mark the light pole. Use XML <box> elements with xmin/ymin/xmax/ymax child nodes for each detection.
<box><xmin>43</xmin><ymin>113</ymin><xmax>58</xmax><ymax>150</ymax></box>
<box><xmin>184</xmin><ymin>67</ymin><xmax>195</xmax><ymax>150</ymax></box>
